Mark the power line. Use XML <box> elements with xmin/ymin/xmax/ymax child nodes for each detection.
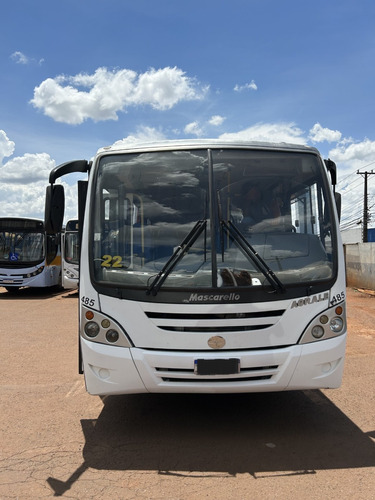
<box><xmin>336</xmin><ymin>159</ymin><xmax>375</xmax><ymax>187</ymax></box>
<box><xmin>357</xmin><ymin>170</ymin><xmax>375</xmax><ymax>242</ymax></box>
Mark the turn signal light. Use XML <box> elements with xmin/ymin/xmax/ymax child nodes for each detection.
<box><xmin>85</xmin><ymin>310</ymin><xmax>94</xmax><ymax>320</ymax></box>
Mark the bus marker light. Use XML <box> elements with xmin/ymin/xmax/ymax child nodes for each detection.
<box><xmin>101</xmin><ymin>319</ymin><xmax>110</xmax><ymax>328</ymax></box>
<box><xmin>335</xmin><ymin>306</ymin><xmax>343</xmax><ymax>315</ymax></box>
<box><xmin>319</xmin><ymin>315</ymin><xmax>329</xmax><ymax>324</ymax></box>
<box><xmin>85</xmin><ymin>311</ymin><xmax>94</xmax><ymax>320</ymax></box>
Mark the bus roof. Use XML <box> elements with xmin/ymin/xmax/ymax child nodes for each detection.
<box><xmin>0</xmin><ymin>216</ymin><xmax>43</xmax><ymax>223</ymax></box>
<box><xmin>0</xmin><ymin>217</ymin><xmax>44</xmax><ymax>230</ymax></box>
<box><xmin>96</xmin><ymin>139</ymin><xmax>321</xmax><ymax>156</ymax></box>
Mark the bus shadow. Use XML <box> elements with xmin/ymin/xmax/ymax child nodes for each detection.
<box><xmin>0</xmin><ymin>287</ymin><xmax>74</xmax><ymax>300</ymax></box>
<box><xmin>47</xmin><ymin>390</ymin><xmax>375</xmax><ymax>496</ymax></box>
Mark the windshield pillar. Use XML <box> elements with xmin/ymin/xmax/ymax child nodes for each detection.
<box><xmin>208</xmin><ymin>150</ymin><xmax>218</xmax><ymax>287</ymax></box>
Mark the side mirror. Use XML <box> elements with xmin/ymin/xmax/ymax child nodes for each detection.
<box><xmin>324</xmin><ymin>158</ymin><xmax>337</xmax><ymax>186</ymax></box>
<box><xmin>45</xmin><ymin>184</ymin><xmax>65</xmax><ymax>234</ymax></box>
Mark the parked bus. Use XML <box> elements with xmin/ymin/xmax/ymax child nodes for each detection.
<box><xmin>45</xmin><ymin>140</ymin><xmax>346</xmax><ymax>395</ymax></box>
<box><xmin>62</xmin><ymin>219</ymin><xmax>79</xmax><ymax>289</ymax></box>
<box><xmin>0</xmin><ymin>217</ymin><xmax>61</xmax><ymax>291</ymax></box>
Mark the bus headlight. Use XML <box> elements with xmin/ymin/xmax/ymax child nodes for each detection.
<box><xmin>106</xmin><ymin>329</ymin><xmax>119</xmax><ymax>343</ymax></box>
<box><xmin>311</xmin><ymin>325</ymin><xmax>325</xmax><ymax>339</ymax></box>
<box><xmin>299</xmin><ymin>301</ymin><xmax>346</xmax><ymax>344</ymax></box>
<box><xmin>330</xmin><ymin>317</ymin><xmax>344</xmax><ymax>333</ymax></box>
<box><xmin>84</xmin><ymin>321</ymin><xmax>100</xmax><ymax>338</ymax></box>
<box><xmin>81</xmin><ymin>304</ymin><xmax>132</xmax><ymax>347</ymax></box>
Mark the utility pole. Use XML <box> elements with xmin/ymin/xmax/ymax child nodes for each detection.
<box><xmin>357</xmin><ymin>170</ymin><xmax>375</xmax><ymax>242</ymax></box>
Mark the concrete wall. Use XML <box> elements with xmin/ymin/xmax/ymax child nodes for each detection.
<box><xmin>341</xmin><ymin>228</ymin><xmax>362</xmax><ymax>244</ymax></box>
<box><xmin>344</xmin><ymin>243</ymin><xmax>375</xmax><ymax>290</ymax></box>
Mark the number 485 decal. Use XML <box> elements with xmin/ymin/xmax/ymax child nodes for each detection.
<box><xmin>330</xmin><ymin>291</ymin><xmax>345</xmax><ymax>306</ymax></box>
<box><xmin>101</xmin><ymin>255</ymin><xmax>123</xmax><ymax>267</ymax></box>
<box><xmin>81</xmin><ymin>296</ymin><xmax>95</xmax><ymax>307</ymax></box>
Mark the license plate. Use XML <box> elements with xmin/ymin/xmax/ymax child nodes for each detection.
<box><xmin>194</xmin><ymin>358</ymin><xmax>240</xmax><ymax>375</ymax></box>
<box><xmin>2</xmin><ymin>279</ymin><xmax>14</xmax><ymax>284</ymax></box>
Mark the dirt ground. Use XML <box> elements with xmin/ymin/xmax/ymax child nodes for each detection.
<box><xmin>0</xmin><ymin>286</ymin><xmax>374</xmax><ymax>499</ymax></box>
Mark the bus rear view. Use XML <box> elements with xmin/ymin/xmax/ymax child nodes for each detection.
<box><xmin>46</xmin><ymin>141</ymin><xmax>346</xmax><ymax>395</ymax></box>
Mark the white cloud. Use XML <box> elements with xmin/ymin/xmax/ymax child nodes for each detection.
<box><xmin>0</xmin><ymin>130</ymin><xmax>15</xmax><ymax>163</ymax></box>
<box><xmin>0</xmin><ymin>130</ymin><xmax>60</xmax><ymax>219</ymax></box>
<box><xmin>31</xmin><ymin>66</ymin><xmax>208</xmax><ymax>125</ymax></box>
<box><xmin>309</xmin><ymin>123</ymin><xmax>342</xmax><ymax>143</ymax></box>
<box><xmin>326</xmin><ymin>138</ymin><xmax>375</xmax><ymax>230</ymax></box>
<box><xmin>0</xmin><ymin>183</ymin><xmax>46</xmax><ymax>219</ymax></box>
<box><xmin>183</xmin><ymin>116</ymin><xmax>226</xmax><ymax>137</ymax></box>
<box><xmin>329</xmin><ymin>138</ymin><xmax>375</xmax><ymax>166</ymax></box>
<box><xmin>111</xmin><ymin>127</ymin><xmax>167</xmax><ymax>148</ymax></box>
<box><xmin>0</xmin><ymin>137</ymin><xmax>56</xmax><ymax>218</ymax></box>
<box><xmin>218</xmin><ymin>122</ymin><xmax>306</xmax><ymax>144</ymax></box>
<box><xmin>234</xmin><ymin>80</ymin><xmax>258</xmax><ymax>92</ymax></box>
<box><xmin>0</xmin><ymin>179</ymin><xmax>79</xmax><ymax>223</ymax></box>
<box><xmin>133</xmin><ymin>67</ymin><xmax>208</xmax><ymax>109</ymax></box>
<box><xmin>1</xmin><ymin>153</ymin><xmax>55</xmax><ymax>184</ymax></box>
<box><xmin>11</xmin><ymin>51</ymin><xmax>30</xmax><ymax>64</ymax></box>
<box><xmin>184</xmin><ymin>121</ymin><xmax>204</xmax><ymax>136</ymax></box>
<box><xmin>10</xmin><ymin>51</ymin><xmax>44</xmax><ymax>66</ymax></box>
<box><xmin>209</xmin><ymin>115</ymin><xmax>226</xmax><ymax>126</ymax></box>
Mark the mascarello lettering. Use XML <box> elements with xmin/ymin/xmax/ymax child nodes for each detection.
<box><xmin>188</xmin><ymin>292</ymin><xmax>240</xmax><ymax>303</ymax></box>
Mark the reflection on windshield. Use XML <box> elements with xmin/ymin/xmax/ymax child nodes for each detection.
<box><xmin>0</xmin><ymin>231</ymin><xmax>44</xmax><ymax>264</ymax></box>
<box><xmin>92</xmin><ymin>148</ymin><xmax>335</xmax><ymax>292</ymax></box>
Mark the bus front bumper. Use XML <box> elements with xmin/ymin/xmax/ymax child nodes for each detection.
<box><xmin>81</xmin><ymin>334</ymin><xmax>346</xmax><ymax>396</ymax></box>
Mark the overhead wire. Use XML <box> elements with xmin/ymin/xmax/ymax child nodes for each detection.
<box><xmin>337</xmin><ymin>161</ymin><xmax>375</xmax><ymax>232</ymax></box>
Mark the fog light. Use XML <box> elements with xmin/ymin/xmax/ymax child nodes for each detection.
<box><xmin>84</xmin><ymin>321</ymin><xmax>100</xmax><ymax>338</ymax></box>
<box><xmin>312</xmin><ymin>325</ymin><xmax>324</xmax><ymax>339</ymax></box>
<box><xmin>98</xmin><ymin>368</ymin><xmax>110</xmax><ymax>380</ymax></box>
<box><xmin>321</xmin><ymin>362</ymin><xmax>332</xmax><ymax>373</ymax></box>
<box><xmin>330</xmin><ymin>317</ymin><xmax>344</xmax><ymax>333</ymax></box>
<box><xmin>106</xmin><ymin>329</ymin><xmax>119</xmax><ymax>343</ymax></box>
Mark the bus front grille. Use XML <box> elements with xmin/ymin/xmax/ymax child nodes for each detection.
<box><xmin>145</xmin><ymin>309</ymin><xmax>285</xmax><ymax>333</ymax></box>
<box><xmin>0</xmin><ymin>277</ymin><xmax>23</xmax><ymax>285</ymax></box>
<box><xmin>154</xmin><ymin>364</ymin><xmax>279</xmax><ymax>383</ymax></box>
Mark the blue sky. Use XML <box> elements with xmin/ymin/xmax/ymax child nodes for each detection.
<box><xmin>1</xmin><ymin>0</ymin><xmax>375</xmax><ymax>231</ymax></box>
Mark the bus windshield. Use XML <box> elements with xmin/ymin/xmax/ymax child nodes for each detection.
<box><xmin>64</xmin><ymin>230</ymin><xmax>80</xmax><ymax>265</ymax></box>
<box><xmin>0</xmin><ymin>224</ymin><xmax>44</xmax><ymax>265</ymax></box>
<box><xmin>91</xmin><ymin>148</ymin><xmax>336</xmax><ymax>293</ymax></box>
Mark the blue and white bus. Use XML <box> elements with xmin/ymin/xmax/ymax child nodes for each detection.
<box><xmin>0</xmin><ymin>217</ymin><xmax>61</xmax><ymax>291</ymax></box>
<box><xmin>45</xmin><ymin>140</ymin><xmax>346</xmax><ymax>395</ymax></box>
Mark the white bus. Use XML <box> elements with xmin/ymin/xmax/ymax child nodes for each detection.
<box><xmin>45</xmin><ymin>141</ymin><xmax>346</xmax><ymax>395</ymax></box>
<box><xmin>62</xmin><ymin>219</ymin><xmax>79</xmax><ymax>289</ymax></box>
<box><xmin>0</xmin><ymin>217</ymin><xmax>61</xmax><ymax>291</ymax></box>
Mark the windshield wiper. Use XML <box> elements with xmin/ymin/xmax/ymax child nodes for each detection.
<box><xmin>147</xmin><ymin>220</ymin><xmax>207</xmax><ymax>296</ymax></box>
<box><xmin>221</xmin><ymin>220</ymin><xmax>286</xmax><ymax>293</ymax></box>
